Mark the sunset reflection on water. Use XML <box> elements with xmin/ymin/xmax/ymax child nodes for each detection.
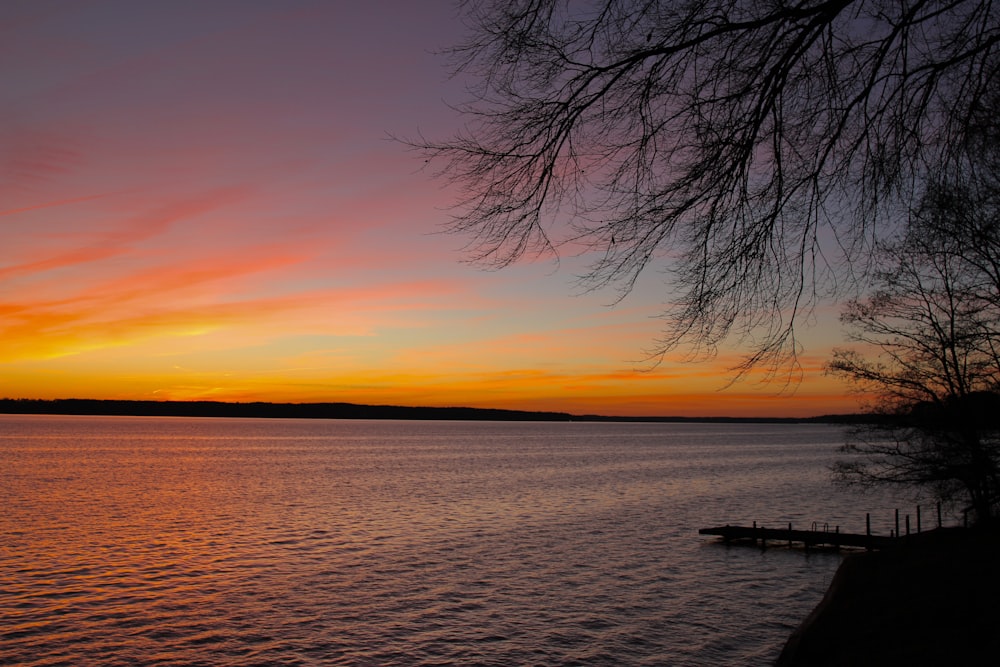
<box><xmin>2</xmin><ymin>415</ymin><xmax>911</xmax><ymax>665</ymax></box>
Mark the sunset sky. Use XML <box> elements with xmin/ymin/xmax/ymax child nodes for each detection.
<box><xmin>2</xmin><ymin>0</ymin><xmax>860</xmax><ymax>417</ymax></box>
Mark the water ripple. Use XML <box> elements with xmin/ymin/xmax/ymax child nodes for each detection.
<box><xmin>1</xmin><ymin>416</ymin><xmax>919</xmax><ymax>665</ymax></box>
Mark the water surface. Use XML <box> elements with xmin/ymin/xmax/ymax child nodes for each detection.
<box><xmin>1</xmin><ymin>416</ymin><xmax>915</xmax><ymax>665</ymax></box>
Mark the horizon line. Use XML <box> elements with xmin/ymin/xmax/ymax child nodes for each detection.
<box><xmin>0</xmin><ymin>397</ymin><xmax>868</xmax><ymax>424</ymax></box>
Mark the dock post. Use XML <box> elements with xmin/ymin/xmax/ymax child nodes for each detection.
<box><xmin>752</xmin><ymin>520</ymin><xmax>757</xmax><ymax>545</ymax></box>
<box><xmin>917</xmin><ymin>506</ymin><xmax>921</xmax><ymax>533</ymax></box>
<box><xmin>835</xmin><ymin>525</ymin><xmax>840</xmax><ymax>552</ymax></box>
<box><xmin>895</xmin><ymin>509</ymin><xmax>900</xmax><ymax>539</ymax></box>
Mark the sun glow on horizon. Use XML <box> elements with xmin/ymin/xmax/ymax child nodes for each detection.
<box><xmin>0</xmin><ymin>1</ymin><xmax>860</xmax><ymax>419</ymax></box>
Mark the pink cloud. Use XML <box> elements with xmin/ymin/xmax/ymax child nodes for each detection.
<box><xmin>0</xmin><ymin>126</ymin><xmax>88</xmax><ymax>198</ymax></box>
<box><xmin>0</xmin><ymin>192</ymin><xmax>118</xmax><ymax>218</ymax></box>
<box><xmin>0</xmin><ymin>187</ymin><xmax>253</xmax><ymax>282</ymax></box>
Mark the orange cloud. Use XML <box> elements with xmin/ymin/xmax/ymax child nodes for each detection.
<box><xmin>0</xmin><ymin>255</ymin><xmax>464</xmax><ymax>363</ymax></box>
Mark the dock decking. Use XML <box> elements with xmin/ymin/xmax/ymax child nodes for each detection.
<box><xmin>698</xmin><ymin>524</ymin><xmax>898</xmax><ymax>550</ymax></box>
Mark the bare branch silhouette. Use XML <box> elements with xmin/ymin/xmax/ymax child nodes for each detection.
<box><xmin>829</xmin><ymin>169</ymin><xmax>1000</xmax><ymax>522</ymax></box>
<box><xmin>416</xmin><ymin>0</ymin><xmax>999</xmax><ymax>375</ymax></box>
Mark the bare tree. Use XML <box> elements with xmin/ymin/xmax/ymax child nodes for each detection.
<box><xmin>828</xmin><ymin>178</ymin><xmax>1000</xmax><ymax>523</ymax></box>
<box><xmin>419</xmin><ymin>0</ymin><xmax>999</xmax><ymax>373</ymax></box>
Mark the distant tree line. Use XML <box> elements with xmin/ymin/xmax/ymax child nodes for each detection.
<box><xmin>0</xmin><ymin>398</ymin><xmax>859</xmax><ymax>423</ymax></box>
<box><xmin>0</xmin><ymin>398</ymin><xmax>576</xmax><ymax>422</ymax></box>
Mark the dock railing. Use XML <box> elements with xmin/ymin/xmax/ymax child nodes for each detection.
<box><xmin>699</xmin><ymin>504</ymin><xmax>947</xmax><ymax>551</ymax></box>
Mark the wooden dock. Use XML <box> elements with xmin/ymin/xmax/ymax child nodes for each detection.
<box><xmin>699</xmin><ymin>523</ymin><xmax>898</xmax><ymax>551</ymax></box>
<box><xmin>701</xmin><ymin>507</ymin><xmax>947</xmax><ymax>551</ymax></box>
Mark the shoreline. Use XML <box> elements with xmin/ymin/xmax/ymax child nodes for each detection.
<box><xmin>0</xmin><ymin>397</ymin><xmax>867</xmax><ymax>423</ymax></box>
<box><xmin>776</xmin><ymin>527</ymin><xmax>1000</xmax><ymax>665</ymax></box>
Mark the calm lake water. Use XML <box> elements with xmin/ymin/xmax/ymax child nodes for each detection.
<box><xmin>1</xmin><ymin>416</ymin><xmax>917</xmax><ymax>666</ymax></box>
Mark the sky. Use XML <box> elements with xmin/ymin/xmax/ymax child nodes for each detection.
<box><xmin>1</xmin><ymin>0</ymin><xmax>861</xmax><ymax>418</ymax></box>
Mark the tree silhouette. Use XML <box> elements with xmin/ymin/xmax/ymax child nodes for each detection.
<box><xmin>828</xmin><ymin>174</ymin><xmax>1000</xmax><ymax>524</ymax></box>
<box><xmin>420</xmin><ymin>0</ymin><xmax>998</xmax><ymax>373</ymax></box>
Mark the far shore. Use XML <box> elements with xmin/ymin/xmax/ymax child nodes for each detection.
<box><xmin>0</xmin><ymin>397</ymin><xmax>869</xmax><ymax>424</ymax></box>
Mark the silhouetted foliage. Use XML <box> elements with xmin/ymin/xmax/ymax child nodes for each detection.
<box><xmin>419</xmin><ymin>0</ymin><xmax>999</xmax><ymax>374</ymax></box>
<box><xmin>829</xmin><ymin>174</ymin><xmax>1000</xmax><ymax>523</ymax></box>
